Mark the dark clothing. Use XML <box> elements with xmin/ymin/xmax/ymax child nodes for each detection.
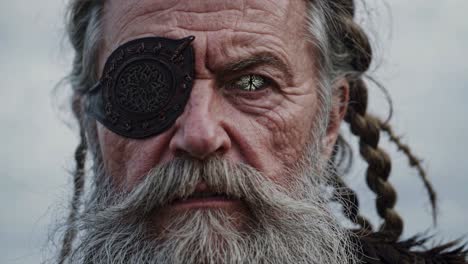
<box><xmin>358</xmin><ymin>233</ymin><xmax>467</xmax><ymax>264</ymax></box>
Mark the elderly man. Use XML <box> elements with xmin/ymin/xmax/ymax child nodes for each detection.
<box><xmin>56</xmin><ymin>0</ymin><xmax>467</xmax><ymax>263</ymax></box>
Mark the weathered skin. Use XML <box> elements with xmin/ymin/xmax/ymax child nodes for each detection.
<box><xmin>96</xmin><ymin>0</ymin><xmax>347</xmax><ymax>220</ymax></box>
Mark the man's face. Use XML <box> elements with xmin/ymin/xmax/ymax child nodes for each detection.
<box><xmin>98</xmin><ymin>0</ymin><xmax>331</xmax><ymax>213</ymax></box>
<box><xmin>82</xmin><ymin>0</ymin><xmax>352</xmax><ymax>263</ymax></box>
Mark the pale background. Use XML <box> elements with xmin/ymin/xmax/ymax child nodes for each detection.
<box><xmin>0</xmin><ymin>0</ymin><xmax>467</xmax><ymax>263</ymax></box>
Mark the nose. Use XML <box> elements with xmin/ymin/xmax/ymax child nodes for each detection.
<box><xmin>169</xmin><ymin>79</ymin><xmax>231</xmax><ymax>159</ymax></box>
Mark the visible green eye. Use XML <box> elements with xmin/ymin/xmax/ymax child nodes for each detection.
<box><xmin>232</xmin><ymin>74</ymin><xmax>267</xmax><ymax>91</ymax></box>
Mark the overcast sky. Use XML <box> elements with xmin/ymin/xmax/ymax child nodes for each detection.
<box><xmin>1</xmin><ymin>1</ymin><xmax>467</xmax><ymax>263</ymax></box>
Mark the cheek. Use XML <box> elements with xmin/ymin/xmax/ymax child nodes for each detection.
<box><xmin>97</xmin><ymin>124</ymin><xmax>128</xmax><ymax>184</ymax></box>
<box><xmin>226</xmin><ymin>99</ymin><xmax>316</xmax><ymax>185</ymax></box>
<box><xmin>97</xmin><ymin>123</ymin><xmax>173</xmax><ymax>189</ymax></box>
<box><xmin>262</xmin><ymin>106</ymin><xmax>313</xmax><ymax>168</ymax></box>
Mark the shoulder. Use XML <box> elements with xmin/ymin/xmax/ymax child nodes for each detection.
<box><xmin>357</xmin><ymin>233</ymin><xmax>468</xmax><ymax>264</ymax></box>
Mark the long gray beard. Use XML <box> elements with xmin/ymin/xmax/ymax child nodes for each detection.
<box><xmin>68</xmin><ymin>147</ymin><xmax>358</xmax><ymax>264</ymax></box>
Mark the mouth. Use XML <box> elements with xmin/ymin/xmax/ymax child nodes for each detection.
<box><xmin>169</xmin><ymin>182</ymin><xmax>240</xmax><ymax>210</ymax></box>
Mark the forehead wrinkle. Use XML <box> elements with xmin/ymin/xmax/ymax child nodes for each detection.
<box><xmin>207</xmin><ymin>30</ymin><xmax>293</xmax><ymax>70</ymax></box>
<box><xmin>171</xmin><ymin>3</ymin><xmax>245</xmax><ymax>32</ymax></box>
<box><xmin>102</xmin><ymin>0</ymin><xmax>310</xmax><ymax>81</ymax></box>
<box><xmin>103</xmin><ymin>1</ymin><xmax>181</xmax><ymax>52</ymax></box>
<box><xmin>104</xmin><ymin>1</ymin><xmax>249</xmax><ymax>50</ymax></box>
<box><xmin>104</xmin><ymin>0</ymin><xmax>306</xmax><ymax>49</ymax></box>
<box><xmin>104</xmin><ymin>0</ymin><xmax>298</xmax><ymax>39</ymax></box>
<box><xmin>197</xmin><ymin>32</ymin><xmax>212</xmax><ymax>79</ymax></box>
<box><xmin>236</xmin><ymin>3</ymin><xmax>307</xmax><ymax>45</ymax></box>
<box><xmin>244</xmin><ymin>0</ymin><xmax>289</xmax><ymax>17</ymax></box>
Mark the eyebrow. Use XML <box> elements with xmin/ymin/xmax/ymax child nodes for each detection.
<box><xmin>216</xmin><ymin>52</ymin><xmax>295</xmax><ymax>86</ymax></box>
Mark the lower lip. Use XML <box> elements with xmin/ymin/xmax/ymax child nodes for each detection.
<box><xmin>170</xmin><ymin>197</ymin><xmax>240</xmax><ymax>210</ymax></box>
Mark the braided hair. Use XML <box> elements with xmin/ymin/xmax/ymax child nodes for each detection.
<box><xmin>308</xmin><ymin>0</ymin><xmax>438</xmax><ymax>241</ymax></box>
<box><xmin>319</xmin><ymin>4</ymin><xmax>466</xmax><ymax>262</ymax></box>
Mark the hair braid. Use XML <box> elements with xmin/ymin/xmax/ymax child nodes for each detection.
<box><xmin>379</xmin><ymin>121</ymin><xmax>437</xmax><ymax>223</ymax></box>
<box><xmin>322</xmin><ymin>0</ymin><xmax>379</xmax><ymax>236</ymax></box>
<box><xmin>57</xmin><ymin>1</ymin><xmax>101</xmax><ymax>261</ymax></box>
<box><xmin>58</xmin><ymin>129</ymin><xmax>87</xmax><ymax>264</ymax></box>
<box><xmin>326</xmin><ymin>0</ymin><xmax>439</xmax><ymax>240</ymax></box>
<box><xmin>345</xmin><ymin>79</ymin><xmax>403</xmax><ymax>240</ymax></box>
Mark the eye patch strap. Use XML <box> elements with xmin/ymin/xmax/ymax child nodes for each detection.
<box><xmin>86</xmin><ymin>36</ymin><xmax>195</xmax><ymax>139</ymax></box>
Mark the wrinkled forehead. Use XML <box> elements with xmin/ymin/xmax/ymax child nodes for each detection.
<box><xmin>102</xmin><ymin>0</ymin><xmax>308</xmax><ymax>47</ymax></box>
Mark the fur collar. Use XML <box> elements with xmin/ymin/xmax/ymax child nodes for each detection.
<box><xmin>357</xmin><ymin>233</ymin><xmax>468</xmax><ymax>263</ymax></box>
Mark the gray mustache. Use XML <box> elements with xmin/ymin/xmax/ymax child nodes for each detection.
<box><xmin>84</xmin><ymin>157</ymin><xmax>295</xmax><ymax>225</ymax></box>
<box><xmin>124</xmin><ymin>158</ymin><xmax>248</xmax><ymax>213</ymax></box>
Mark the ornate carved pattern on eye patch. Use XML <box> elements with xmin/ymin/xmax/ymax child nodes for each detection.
<box><xmin>86</xmin><ymin>36</ymin><xmax>195</xmax><ymax>139</ymax></box>
<box><xmin>116</xmin><ymin>61</ymin><xmax>172</xmax><ymax>114</ymax></box>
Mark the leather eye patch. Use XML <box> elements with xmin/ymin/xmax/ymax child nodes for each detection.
<box><xmin>86</xmin><ymin>36</ymin><xmax>195</xmax><ymax>139</ymax></box>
